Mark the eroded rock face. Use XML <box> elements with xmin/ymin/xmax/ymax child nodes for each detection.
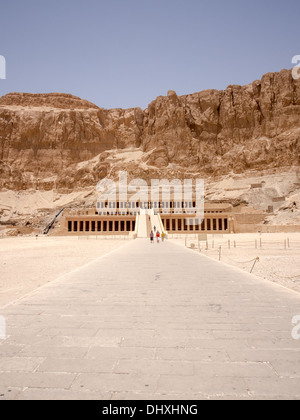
<box><xmin>141</xmin><ymin>69</ymin><xmax>300</xmax><ymax>174</ymax></box>
<box><xmin>0</xmin><ymin>68</ymin><xmax>299</xmax><ymax>191</ymax></box>
<box><xmin>0</xmin><ymin>93</ymin><xmax>144</xmax><ymax>189</ymax></box>
<box><xmin>0</xmin><ymin>92</ymin><xmax>100</xmax><ymax>110</ymax></box>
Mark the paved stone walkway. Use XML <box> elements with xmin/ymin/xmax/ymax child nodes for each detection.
<box><xmin>0</xmin><ymin>239</ymin><xmax>300</xmax><ymax>400</ymax></box>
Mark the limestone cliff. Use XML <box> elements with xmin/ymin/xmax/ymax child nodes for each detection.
<box><xmin>0</xmin><ymin>68</ymin><xmax>299</xmax><ymax>191</ymax></box>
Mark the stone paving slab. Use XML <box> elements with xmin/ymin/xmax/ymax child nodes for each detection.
<box><xmin>0</xmin><ymin>239</ymin><xmax>300</xmax><ymax>400</ymax></box>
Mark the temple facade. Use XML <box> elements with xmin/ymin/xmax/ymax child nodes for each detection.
<box><xmin>64</xmin><ymin>198</ymin><xmax>234</xmax><ymax>236</ymax></box>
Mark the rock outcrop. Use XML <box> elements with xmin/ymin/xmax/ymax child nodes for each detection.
<box><xmin>142</xmin><ymin>70</ymin><xmax>300</xmax><ymax>174</ymax></box>
<box><xmin>0</xmin><ymin>68</ymin><xmax>299</xmax><ymax>191</ymax></box>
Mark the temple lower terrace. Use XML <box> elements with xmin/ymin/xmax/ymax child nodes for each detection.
<box><xmin>62</xmin><ymin>201</ymin><xmax>234</xmax><ymax>237</ymax></box>
<box><xmin>55</xmin><ymin>194</ymin><xmax>271</xmax><ymax>237</ymax></box>
<box><xmin>44</xmin><ymin>177</ymin><xmax>299</xmax><ymax>238</ymax></box>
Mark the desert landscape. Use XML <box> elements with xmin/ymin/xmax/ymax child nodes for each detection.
<box><xmin>1</xmin><ymin>0</ymin><xmax>300</xmax><ymax>401</ymax></box>
<box><xmin>1</xmin><ymin>68</ymin><xmax>300</xmax><ymax>235</ymax></box>
<box><xmin>1</xmin><ymin>68</ymin><xmax>300</xmax><ymax>305</ymax></box>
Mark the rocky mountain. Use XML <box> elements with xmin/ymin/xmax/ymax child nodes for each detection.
<box><xmin>0</xmin><ymin>68</ymin><xmax>300</xmax><ymax>192</ymax></box>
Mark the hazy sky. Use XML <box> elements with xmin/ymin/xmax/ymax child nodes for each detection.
<box><xmin>0</xmin><ymin>0</ymin><xmax>299</xmax><ymax>109</ymax></box>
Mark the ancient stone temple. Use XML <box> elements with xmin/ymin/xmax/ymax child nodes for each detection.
<box><xmin>63</xmin><ymin>196</ymin><xmax>234</xmax><ymax>238</ymax></box>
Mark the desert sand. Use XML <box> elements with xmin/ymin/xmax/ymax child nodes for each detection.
<box><xmin>171</xmin><ymin>233</ymin><xmax>300</xmax><ymax>294</ymax></box>
<box><xmin>0</xmin><ymin>237</ymin><xmax>129</xmax><ymax>307</ymax></box>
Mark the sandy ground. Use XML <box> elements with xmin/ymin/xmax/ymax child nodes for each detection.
<box><xmin>170</xmin><ymin>233</ymin><xmax>300</xmax><ymax>295</ymax></box>
<box><xmin>0</xmin><ymin>237</ymin><xmax>129</xmax><ymax>307</ymax></box>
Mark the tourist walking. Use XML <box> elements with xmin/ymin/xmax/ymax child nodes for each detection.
<box><xmin>156</xmin><ymin>231</ymin><xmax>160</xmax><ymax>243</ymax></box>
<box><xmin>161</xmin><ymin>232</ymin><xmax>165</xmax><ymax>242</ymax></box>
<box><xmin>153</xmin><ymin>225</ymin><xmax>157</xmax><ymax>233</ymax></box>
<box><xmin>150</xmin><ymin>230</ymin><xmax>154</xmax><ymax>244</ymax></box>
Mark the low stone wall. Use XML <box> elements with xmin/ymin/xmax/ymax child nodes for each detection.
<box><xmin>235</xmin><ymin>224</ymin><xmax>300</xmax><ymax>233</ymax></box>
<box><xmin>234</xmin><ymin>213</ymin><xmax>266</xmax><ymax>224</ymax></box>
<box><xmin>259</xmin><ymin>225</ymin><xmax>300</xmax><ymax>233</ymax></box>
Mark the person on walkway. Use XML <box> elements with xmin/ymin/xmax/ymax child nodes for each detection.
<box><xmin>156</xmin><ymin>231</ymin><xmax>160</xmax><ymax>243</ymax></box>
<box><xmin>161</xmin><ymin>232</ymin><xmax>165</xmax><ymax>242</ymax></box>
<box><xmin>150</xmin><ymin>231</ymin><xmax>154</xmax><ymax>244</ymax></box>
<box><xmin>154</xmin><ymin>225</ymin><xmax>157</xmax><ymax>233</ymax></box>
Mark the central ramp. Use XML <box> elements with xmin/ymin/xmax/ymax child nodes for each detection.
<box><xmin>136</xmin><ymin>209</ymin><xmax>148</xmax><ymax>238</ymax></box>
<box><xmin>150</xmin><ymin>212</ymin><xmax>166</xmax><ymax>235</ymax></box>
<box><xmin>137</xmin><ymin>210</ymin><xmax>165</xmax><ymax>238</ymax></box>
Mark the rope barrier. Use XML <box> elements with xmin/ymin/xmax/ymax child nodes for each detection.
<box><xmin>223</xmin><ymin>256</ymin><xmax>259</xmax><ymax>264</ymax></box>
<box><xmin>202</xmin><ymin>247</ymin><xmax>258</xmax><ymax>264</ymax></box>
<box><xmin>186</xmin><ymin>238</ymin><xmax>300</xmax><ymax>277</ymax></box>
<box><xmin>183</xmin><ymin>236</ymin><xmax>300</xmax><ymax>280</ymax></box>
<box><xmin>202</xmin><ymin>248</ymin><xmax>299</xmax><ymax>279</ymax></box>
